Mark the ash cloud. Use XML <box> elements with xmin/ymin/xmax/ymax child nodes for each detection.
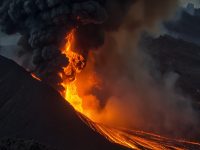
<box><xmin>0</xmin><ymin>0</ymin><xmax>177</xmax><ymax>90</ymax></box>
<box><xmin>0</xmin><ymin>0</ymin><xmax>198</xmax><ymax>139</ymax></box>
<box><xmin>0</xmin><ymin>0</ymin><xmax>134</xmax><ymax>90</ymax></box>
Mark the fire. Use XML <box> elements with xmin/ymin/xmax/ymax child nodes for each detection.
<box><xmin>60</xmin><ymin>29</ymin><xmax>85</xmax><ymax>113</ymax></box>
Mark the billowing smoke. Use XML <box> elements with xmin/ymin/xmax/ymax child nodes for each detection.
<box><xmin>1</xmin><ymin>0</ymin><xmax>198</xmax><ymax>139</ymax></box>
<box><xmin>84</xmin><ymin>38</ymin><xmax>199</xmax><ymax>138</ymax></box>
<box><xmin>0</xmin><ymin>0</ymin><xmax>178</xmax><ymax>89</ymax></box>
<box><xmin>74</xmin><ymin>0</ymin><xmax>199</xmax><ymax>139</ymax></box>
<box><xmin>0</xmin><ymin>0</ymin><xmax>136</xmax><ymax>90</ymax></box>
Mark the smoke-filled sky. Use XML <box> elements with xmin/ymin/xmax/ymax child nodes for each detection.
<box><xmin>0</xmin><ymin>0</ymin><xmax>178</xmax><ymax>90</ymax></box>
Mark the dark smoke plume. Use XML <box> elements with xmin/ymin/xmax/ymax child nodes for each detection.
<box><xmin>2</xmin><ymin>0</ymin><xmax>197</xmax><ymax>140</ymax></box>
<box><xmin>0</xmin><ymin>0</ymin><xmax>136</xmax><ymax>90</ymax></box>
<box><xmin>0</xmin><ymin>0</ymin><xmax>177</xmax><ymax>90</ymax></box>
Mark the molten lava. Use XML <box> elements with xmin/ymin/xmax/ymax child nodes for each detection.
<box><xmin>32</xmin><ymin>30</ymin><xmax>200</xmax><ymax>150</ymax></box>
<box><xmin>32</xmin><ymin>29</ymin><xmax>200</xmax><ymax>150</ymax></box>
<box><xmin>31</xmin><ymin>73</ymin><xmax>41</xmax><ymax>81</ymax></box>
<box><xmin>60</xmin><ymin>29</ymin><xmax>85</xmax><ymax>113</ymax></box>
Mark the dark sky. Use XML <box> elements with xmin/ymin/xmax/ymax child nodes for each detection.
<box><xmin>181</xmin><ymin>0</ymin><xmax>200</xmax><ymax>8</ymax></box>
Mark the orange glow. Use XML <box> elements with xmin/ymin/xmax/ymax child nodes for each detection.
<box><xmin>80</xmin><ymin>114</ymin><xmax>200</xmax><ymax>150</ymax></box>
<box><xmin>30</xmin><ymin>29</ymin><xmax>200</xmax><ymax>150</ymax></box>
<box><xmin>60</xmin><ymin>29</ymin><xmax>85</xmax><ymax>113</ymax></box>
<box><xmin>31</xmin><ymin>73</ymin><xmax>41</xmax><ymax>81</ymax></box>
<box><xmin>60</xmin><ymin>30</ymin><xmax>106</xmax><ymax>120</ymax></box>
<box><xmin>59</xmin><ymin>29</ymin><xmax>200</xmax><ymax>150</ymax></box>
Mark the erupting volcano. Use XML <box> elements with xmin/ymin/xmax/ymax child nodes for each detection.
<box><xmin>0</xmin><ymin>0</ymin><xmax>200</xmax><ymax>149</ymax></box>
<box><xmin>46</xmin><ymin>29</ymin><xmax>200</xmax><ymax>150</ymax></box>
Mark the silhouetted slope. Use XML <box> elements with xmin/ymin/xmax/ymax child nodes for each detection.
<box><xmin>0</xmin><ymin>55</ymin><xmax>128</xmax><ymax>150</ymax></box>
<box><xmin>0</xmin><ymin>139</ymin><xmax>55</xmax><ymax>150</ymax></box>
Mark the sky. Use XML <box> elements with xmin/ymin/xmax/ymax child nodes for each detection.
<box><xmin>181</xmin><ymin>0</ymin><xmax>200</xmax><ymax>8</ymax></box>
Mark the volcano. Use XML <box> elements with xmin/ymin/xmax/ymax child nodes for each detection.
<box><xmin>1</xmin><ymin>55</ymin><xmax>200</xmax><ymax>150</ymax></box>
<box><xmin>0</xmin><ymin>55</ymin><xmax>128</xmax><ymax>150</ymax></box>
<box><xmin>1</xmin><ymin>1</ymin><xmax>200</xmax><ymax>150</ymax></box>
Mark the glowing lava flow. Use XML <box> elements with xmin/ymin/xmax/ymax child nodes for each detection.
<box><xmin>60</xmin><ymin>29</ymin><xmax>85</xmax><ymax>113</ymax></box>
<box><xmin>85</xmin><ymin>119</ymin><xmax>200</xmax><ymax>150</ymax></box>
<box><xmin>59</xmin><ymin>30</ymin><xmax>200</xmax><ymax>150</ymax></box>
<box><xmin>31</xmin><ymin>73</ymin><xmax>41</xmax><ymax>81</ymax></box>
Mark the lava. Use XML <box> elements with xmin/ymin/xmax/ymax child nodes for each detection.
<box><xmin>32</xmin><ymin>29</ymin><xmax>200</xmax><ymax>150</ymax></box>
<box><xmin>79</xmin><ymin>114</ymin><xmax>200</xmax><ymax>150</ymax></box>
<box><xmin>31</xmin><ymin>73</ymin><xmax>41</xmax><ymax>81</ymax></box>
<box><xmin>60</xmin><ymin>29</ymin><xmax>85</xmax><ymax>113</ymax></box>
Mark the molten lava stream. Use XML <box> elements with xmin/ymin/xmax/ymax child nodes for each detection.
<box><xmin>60</xmin><ymin>29</ymin><xmax>85</xmax><ymax>113</ymax></box>
<box><xmin>31</xmin><ymin>73</ymin><xmax>41</xmax><ymax>81</ymax></box>
<box><xmin>58</xmin><ymin>30</ymin><xmax>200</xmax><ymax>150</ymax></box>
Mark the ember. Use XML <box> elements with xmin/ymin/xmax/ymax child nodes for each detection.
<box><xmin>31</xmin><ymin>73</ymin><xmax>41</xmax><ymax>81</ymax></box>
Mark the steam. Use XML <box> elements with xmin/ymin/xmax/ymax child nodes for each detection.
<box><xmin>76</xmin><ymin>0</ymin><xmax>199</xmax><ymax>139</ymax></box>
<box><xmin>86</xmin><ymin>41</ymin><xmax>199</xmax><ymax>138</ymax></box>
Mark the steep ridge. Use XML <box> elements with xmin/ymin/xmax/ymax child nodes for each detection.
<box><xmin>0</xmin><ymin>55</ymin><xmax>128</xmax><ymax>150</ymax></box>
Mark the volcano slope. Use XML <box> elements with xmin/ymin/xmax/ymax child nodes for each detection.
<box><xmin>0</xmin><ymin>55</ymin><xmax>128</xmax><ymax>150</ymax></box>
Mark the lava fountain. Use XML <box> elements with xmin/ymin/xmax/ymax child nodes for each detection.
<box><xmin>60</xmin><ymin>29</ymin><xmax>85</xmax><ymax>113</ymax></box>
